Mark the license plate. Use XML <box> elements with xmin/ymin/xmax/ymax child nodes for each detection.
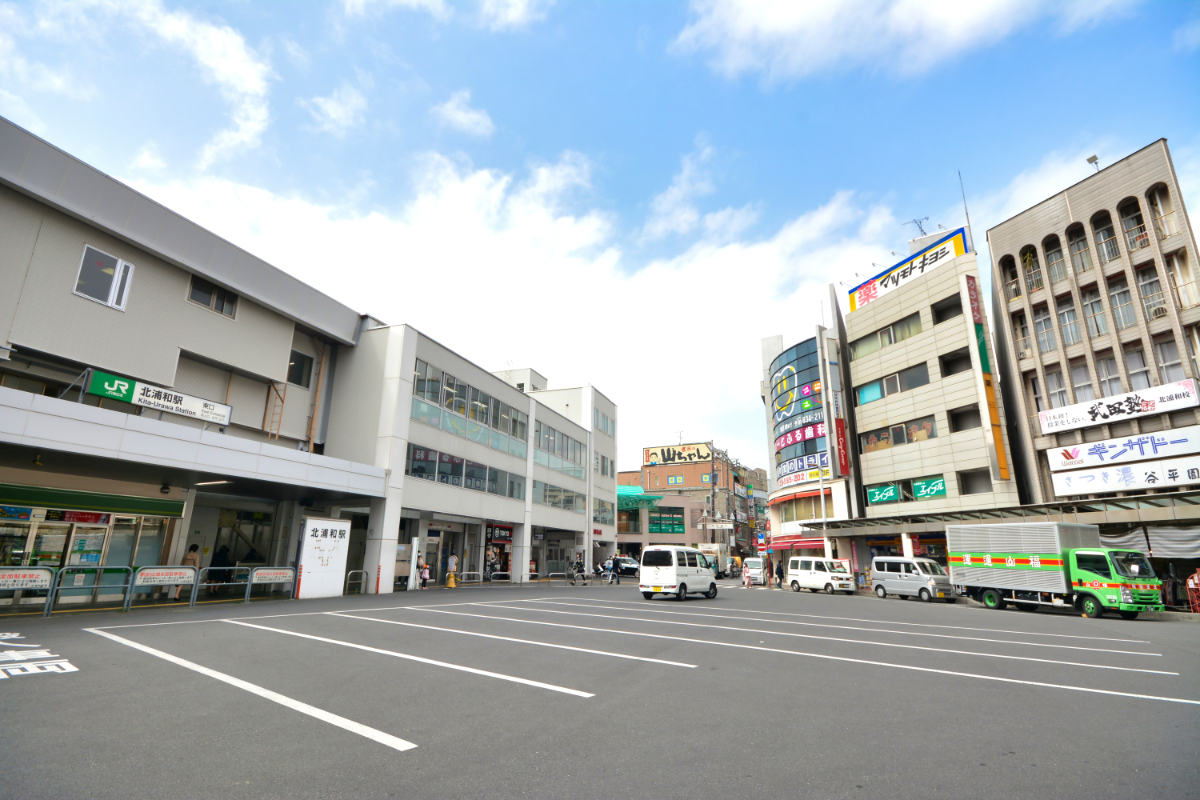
<box><xmin>652</xmin><ymin>586</ymin><xmax>662</xmax><ymax>592</ymax></box>
<box><xmin>937</xmin><ymin>592</ymin><xmax>945</xmax><ymax>598</ymax></box>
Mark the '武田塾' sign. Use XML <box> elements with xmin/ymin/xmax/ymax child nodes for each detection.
<box><xmin>1038</xmin><ymin>379</ymin><xmax>1198</xmax><ymax>435</ymax></box>
<box><xmin>88</xmin><ymin>369</ymin><xmax>232</xmax><ymax>426</ymax></box>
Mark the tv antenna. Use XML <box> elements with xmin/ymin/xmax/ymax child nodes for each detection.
<box><xmin>906</xmin><ymin>217</ymin><xmax>929</xmax><ymax>236</ymax></box>
<box><xmin>1087</xmin><ymin>155</ymin><xmax>1099</xmax><ymax>172</ymax></box>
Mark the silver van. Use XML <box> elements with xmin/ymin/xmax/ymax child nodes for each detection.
<box><xmin>871</xmin><ymin>557</ymin><xmax>957</xmax><ymax>603</ymax></box>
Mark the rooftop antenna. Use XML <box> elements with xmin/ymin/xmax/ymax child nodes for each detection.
<box><xmin>906</xmin><ymin>217</ymin><xmax>929</xmax><ymax>236</ymax></box>
<box><xmin>958</xmin><ymin>170</ymin><xmax>973</xmax><ymax>234</ymax></box>
<box><xmin>677</xmin><ymin>430</ymin><xmax>684</xmax><ymax>445</ymax></box>
<box><xmin>1087</xmin><ymin>155</ymin><xmax>1099</xmax><ymax>172</ymax></box>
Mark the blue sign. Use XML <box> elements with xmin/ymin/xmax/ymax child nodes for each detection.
<box><xmin>0</xmin><ymin>505</ymin><xmax>32</xmax><ymax>520</ymax></box>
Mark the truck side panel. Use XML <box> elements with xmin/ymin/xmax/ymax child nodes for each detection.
<box><xmin>945</xmin><ymin>523</ymin><xmax>1095</xmax><ymax>593</ymax></box>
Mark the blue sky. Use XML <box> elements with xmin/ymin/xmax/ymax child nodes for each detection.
<box><xmin>3</xmin><ymin>0</ymin><xmax>1199</xmax><ymax>470</ymax></box>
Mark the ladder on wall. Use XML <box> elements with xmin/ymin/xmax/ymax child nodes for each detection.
<box><xmin>262</xmin><ymin>382</ymin><xmax>287</xmax><ymax>439</ymax></box>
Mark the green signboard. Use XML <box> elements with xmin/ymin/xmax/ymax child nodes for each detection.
<box><xmin>913</xmin><ymin>476</ymin><xmax>947</xmax><ymax>499</ymax></box>
<box><xmin>866</xmin><ymin>483</ymin><xmax>899</xmax><ymax>505</ymax></box>
<box><xmin>88</xmin><ymin>370</ymin><xmax>136</xmax><ymax>402</ymax></box>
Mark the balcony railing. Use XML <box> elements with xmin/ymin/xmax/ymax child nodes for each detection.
<box><xmin>1097</xmin><ymin>236</ymin><xmax>1121</xmax><ymax>265</ymax></box>
<box><xmin>1070</xmin><ymin>245</ymin><xmax>1093</xmax><ymax>274</ymax></box>
<box><xmin>1025</xmin><ymin>269</ymin><xmax>1045</xmax><ymax>293</ymax></box>
<box><xmin>1015</xmin><ymin>336</ymin><xmax>1033</xmax><ymax>358</ymax></box>
<box><xmin>1124</xmin><ymin>223</ymin><xmax>1151</xmax><ymax>253</ymax></box>
<box><xmin>1005</xmin><ymin>278</ymin><xmax>1023</xmax><ymax>300</ymax></box>
<box><xmin>1046</xmin><ymin>251</ymin><xmax>1067</xmax><ymax>283</ymax></box>
<box><xmin>1141</xmin><ymin>290</ymin><xmax>1167</xmax><ymax>321</ymax></box>
<box><xmin>1154</xmin><ymin>211</ymin><xmax>1179</xmax><ymax>239</ymax></box>
<box><xmin>1174</xmin><ymin>280</ymin><xmax>1200</xmax><ymax>310</ymax></box>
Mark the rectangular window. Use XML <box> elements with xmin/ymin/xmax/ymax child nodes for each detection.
<box><xmin>511</xmin><ymin>409</ymin><xmax>528</xmax><ymax>441</ymax></box>
<box><xmin>487</xmin><ymin>467</ymin><xmax>507</xmax><ymax>496</ymax></box>
<box><xmin>1033</xmin><ymin>306</ymin><xmax>1056</xmax><ymax>353</ymax></box>
<box><xmin>1070</xmin><ymin>364</ymin><xmax>1095</xmax><ymax>402</ymax></box>
<box><xmin>1138</xmin><ymin>267</ymin><xmax>1167</xmax><ymax>320</ymax></box>
<box><xmin>1075</xmin><ymin>553</ymin><xmax>1112</xmax><ymax>579</ymax></box>
<box><xmin>1056</xmin><ymin>297</ymin><xmax>1081</xmax><ymax>346</ymax></box>
<box><xmin>437</xmin><ymin>453</ymin><xmax>464</xmax><ymax>486</ymax></box>
<box><xmin>507</xmin><ymin>473</ymin><xmax>526</xmax><ymax>501</ymax></box>
<box><xmin>489</xmin><ymin>397</ymin><xmax>502</xmax><ymax>430</ymax></box>
<box><xmin>931</xmin><ymin>294</ymin><xmax>963</xmax><ymax>324</ymax></box>
<box><xmin>1109</xmin><ymin>278</ymin><xmax>1136</xmax><ymax>330</ymax></box>
<box><xmin>405</xmin><ymin>444</ymin><xmax>437</xmax><ymax>481</ymax></box>
<box><xmin>287</xmin><ymin>350</ymin><xmax>314</xmax><ymax>389</ymax></box>
<box><xmin>74</xmin><ymin>245</ymin><xmax>134</xmax><ymax>311</ymax></box>
<box><xmin>939</xmin><ymin>348</ymin><xmax>972</xmax><ymax>377</ymax></box>
<box><xmin>462</xmin><ymin>460</ymin><xmax>487</xmax><ymax>491</ymax></box>
<box><xmin>1080</xmin><ymin>287</ymin><xmax>1108</xmax><ymax>337</ymax></box>
<box><xmin>469</xmin><ymin>389</ymin><xmax>490</xmax><ymax>426</ymax></box>
<box><xmin>1125</xmin><ymin>349</ymin><xmax>1151</xmax><ymax>390</ymax></box>
<box><xmin>1096</xmin><ymin>356</ymin><xmax>1122</xmax><ymax>396</ymax></box>
<box><xmin>1156</xmin><ymin>340</ymin><xmax>1185</xmax><ymax>383</ymax></box>
<box><xmin>958</xmin><ymin>468</ymin><xmax>993</xmax><ymax>495</ymax></box>
<box><xmin>948</xmin><ymin>404</ymin><xmax>982</xmax><ymax>432</ymax></box>
<box><xmin>1045</xmin><ymin>371</ymin><xmax>1068</xmax><ymax>408</ymax></box>
<box><xmin>855</xmin><ymin>379</ymin><xmax>884</xmax><ymax>406</ymax></box>
<box><xmin>189</xmin><ymin>275</ymin><xmax>237</xmax><ymax>317</ymax></box>
<box><xmin>859</xmin><ymin>415</ymin><xmax>936</xmax><ymax>453</ymax></box>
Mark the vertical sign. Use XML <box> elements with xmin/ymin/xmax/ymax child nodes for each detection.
<box><xmin>296</xmin><ymin>517</ymin><xmax>352</xmax><ymax>599</ymax></box>
<box><xmin>963</xmin><ymin>274</ymin><xmax>1010</xmax><ymax>480</ymax></box>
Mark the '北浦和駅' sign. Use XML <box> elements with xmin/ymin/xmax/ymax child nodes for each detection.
<box><xmin>88</xmin><ymin>369</ymin><xmax>232</xmax><ymax>426</ymax></box>
<box><xmin>1037</xmin><ymin>380</ymin><xmax>1198</xmax><ymax>435</ymax></box>
<box><xmin>848</xmin><ymin>228</ymin><xmax>968</xmax><ymax>312</ymax></box>
<box><xmin>1044</xmin><ymin>424</ymin><xmax>1200</xmax><ymax>471</ymax></box>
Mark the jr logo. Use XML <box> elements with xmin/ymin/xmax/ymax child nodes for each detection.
<box><xmin>104</xmin><ymin>379</ymin><xmax>129</xmax><ymax>394</ymax></box>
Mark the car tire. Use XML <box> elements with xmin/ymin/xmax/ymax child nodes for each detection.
<box><xmin>642</xmin><ymin>592</ymin><xmax>654</xmax><ymax>600</ymax></box>
<box><xmin>899</xmin><ymin>595</ymin><xmax>909</xmax><ymax>600</ymax></box>
<box><xmin>1118</xmin><ymin>610</ymin><xmax>1139</xmax><ymax>620</ymax></box>
<box><xmin>981</xmin><ymin>588</ymin><xmax>1006</xmax><ymax>610</ymax></box>
<box><xmin>918</xmin><ymin>588</ymin><xmax>932</xmax><ymax>603</ymax></box>
<box><xmin>790</xmin><ymin>581</ymin><xmax>800</xmax><ymax>592</ymax></box>
<box><xmin>676</xmin><ymin>584</ymin><xmax>687</xmax><ymax>602</ymax></box>
<box><xmin>705</xmin><ymin>584</ymin><xmax>718</xmax><ymax>599</ymax></box>
<box><xmin>808</xmin><ymin>587</ymin><xmax>819</xmax><ymax>593</ymax></box>
<box><xmin>945</xmin><ymin>598</ymin><xmax>958</xmax><ymax>603</ymax></box>
<box><xmin>824</xmin><ymin>583</ymin><xmax>835</xmax><ymax>595</ymax></box>
<box><xmin>875</xmin><ymin>585</ymin><xmax>886</xmax><ymax>599</ymax></box>
<box><xmin>1081</xmin><ymin>595</ymin><xmax>1105</xmax><ymax>618</ymax></box>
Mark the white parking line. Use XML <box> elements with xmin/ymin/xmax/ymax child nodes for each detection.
<box><xmin>405</xmin><ymin>609</ymin><xmax>1200</xmax><ymax>705</ymax></box>
<box><xmin>86</xmin><ymin>628</ymin><xmax>418</xmax><ymax>752</ymax></box>
<box><xmin>559</xmin><ymin>597</ymin><xmax>1150</xmax><ymax>643</ymax></box>
<box><xmin>437</xmin><ymin>604</ymin><xmax>1174</xmax><ymax>675</ymax></box>
<box><xmin>220</xmin><ymin>619</ymin><xmax>593</xmax><ymax>697</ymax></box>
<box><xmin>329</xmin><ymin>612</ymin><xmax>696</xmax><ymax>668</ymax></box>
<box><xmin>520</xmin><ymin>600</ymin><xmax>1161</xmax><ymax>656</ymax></box>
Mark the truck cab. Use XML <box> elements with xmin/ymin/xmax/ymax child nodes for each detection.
<box><xmin>1068</xmin><ymin>548</ymin><xmax>1163</xmax><ymax>620</ymax></box>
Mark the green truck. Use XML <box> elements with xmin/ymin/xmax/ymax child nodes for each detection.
<box><xmin>945</xmin><ymin>522</ymin><xmax>1162</xmax><ymax>620</ymax></box>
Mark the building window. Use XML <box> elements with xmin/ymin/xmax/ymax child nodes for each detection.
<box><xmin>593</xmin><ymin>499</ymin><xmax>615</xmax><ymax>526</ymax></box>
<box><xmin>1096</xmin><ymin>356</ymin><xmax>1122</xmax><ymax>397</ymax></box>
<box><xmin>859</xmin><ymin>415</ymin><xmax>936</xmax><ymax>453</ymax></box>
<box><xmin>948</xmin><ymin>404</ymin><xmax>982</xmax><ymax>432</ymax></box>
<box><xmin>849</xmin><ymin>312</ymin><xmax>922</xmax><ymax>360</ymax></box>
<box><xmin>939</xmin><ymin>348</ymin><xmax>973</xmax><ymax>377</ymax></box>
<box><xmin>1030</xmin><ymin>375</ymin><xmax>1044</xmax><ymax>412</ymax></box>
<box><xmin>958</xmin><ymin>468</ymin><xmax>993</xmax><ymax>495</ymax></box>
<box><xmin>1108</xmin><ymin>278</ymin><xmax>1137</xmax><ymax>331</ymax></box>
<box><xmin>854</xmin><ymin>362</ymin><xmax>929</xmax><ymax>406</ymax></box>
<box><xmin>932</xmin><ymin>294</ymin><xmax>963</xmax><ymax>324</ymax></box>
<box><xmin>1070</xmin><ymin>364</ymin><xmax>1094</xmax><ymax>402</ymax></box>
<box><xmin>189</xmin><ymin>276</ymin><xmax>237</xmax><ymax>317</ymax></box>
<box><xmin>1033</xmin><ymin>306</ymin><xmax>1056</xmax><ymax>353</ymax></box>
<box><xmin>74</xmin><ymin>245</ymin><xmax>134</xmax><ymax>311</ymax></box>
<box><xmin>287</xmin><ymin>350</ymin><xmax>313</xmax><ymax>389</ymax></box>
<box><xmin>1138</xmin><ymin>267</ymin><xmax>1168</xmax><ymax>320</ymax></box>
<box><xmin>1045</xmin><ymin>371</ymin><xmax>1068</xmax><ymax>408</ymax></box>
<box><xmin>1125</xmin><ymin>349</ymin><xmax>1152</xmax><ymax>390</ymax></box>
<box><xmin>1080</xmin><ymin>286</ymin><xmax>1107</xmax><ymax>337</ymax></box>
<box><xmin>1156</xmin><ymin>339</ymin><xmax>1185</xmax><ymax>383</ymax></box>
<box><xmin>1056</xmin><ymin>297</ymin><xmax>1081</xmax><ymax>346</ymax></box>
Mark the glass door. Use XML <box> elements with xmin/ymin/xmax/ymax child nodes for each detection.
<box><xmin>0</xmin><ymin>522</ymin><xmax>33</xmax><ymax>605</ymax></box>
<box><xmin>60</xmin><ymin>525</ymin><xmax>105</xmax><ymax>600</ymax></box>
<box><xmin>132</xmin><ymin>518</ymin><xmax>170</xmax><ymax>596</ymax></box>
<box><xmin>97</xmin><ymin>518</ymin><xmax>138</xmax><ymax>600</ymax></box>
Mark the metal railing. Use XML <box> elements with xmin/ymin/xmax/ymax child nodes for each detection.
<box><xmin>1141</xmin><ymin>290</ymin><xmax>1168</xmax><ymax>320</ymax></box>
<box><xmin>1097</xmin><ymin>236</ymin><xmax>1121</xmax><ymax>265</ymax></box>
<box><xmin>190</xmin><ymin>565</ymin><xmax>251</xmax><ymax>607</ymax></box>
<box><xmin>344</xmin><ymin>570</ymin><xmax>368</xmax><ymax>595</ymax></box>
<box><xmin>44</xmin><ymin>566</ymin><xmax>133</xmax><ymax>617</ymax></box>
<box><xmin>1005</xmin><ymin>278</ymin><xmax>1022</xmax><ymax>300</ymax></box>
<box><xmin>546</xmin><ymin>571</ymin><xmax>569</xmax><ymax>586</ymax></box>
<box><xmin>1070</xmin><ymin>245</ymin><xmax>1093</xmax><ymax>274</ymax></box>
<box><xmin>457</xmin><ymin>571</ymin><xmax>482</xmax><ymax>586</ymax></box>
<box><xmin>1154</xmin><ymin>211</ymin><xmax>1179</xmax><ymax>239</ymax></box>
<box><xmin>1124</xmin><ymin>223</ymin><xmax>1151</xmax><ymax>252</ymax></box>
<box><xmin>1174</xmin><ymin>280</ymin><xmax>1200</xmax><ymax>310</ymax></box>
<box><xmin>1015</xmin><ymin>336</ymin><xmax>1033</xmax><ymax>358</ymax></box>
<box><xmin>489</xmin><ymin>571</ymin><xmax>512</xmax><ymax>584</ymax></box>
<box><xmin>1046</xmin><ymin>252</ymin><xmax>1067</xmax><ymax>283</ymax></box>
<box><xmin>1025</xmin><ymin>269</ymin><xmax>1045</xmax><ymax>293</ymax></box>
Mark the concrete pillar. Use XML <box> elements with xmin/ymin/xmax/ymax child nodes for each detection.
<box><xmin>363</xmin><ymin>486</ymin><xmax>403</xmax><ymax>594</ymax></box>
<box><xmin>514</xmin><ymin>521</ymin><xmax>531</xmax><ymax>583</ymax></box>
<box><xmin>823</xmin><ymin>537</ymin><xmax>833</xmax><ymax>559</ymax></box>
<box><xmin>901</xmin><ymin>532</ymin><xmax>914</xmax><ymax>558</ymax></box>
<box><xmin>167</xmin><ymin>488</ymin><xmax>197</xmax><ymax>566</ymax></box>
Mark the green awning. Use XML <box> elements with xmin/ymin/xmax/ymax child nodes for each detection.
<box><xmin>618</xmin><ymin>484</ymin><xmax>663</xmax><ymax>511</ymax></box>
<box><xmin>0</xmin><ymin>483</ymin><xmax>185</xmax><ymax>517</ymax></box>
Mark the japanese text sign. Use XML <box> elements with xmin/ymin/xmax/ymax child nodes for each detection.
<box><xmin>644</xmin><ymin>443</ymin><xmax>712</xmax><ymax>466</ymax></box>
<box><xmin>1045</xmin><ymin>424</ymin><xmax>1200</xmax><ymax>471</ymax></box>
<box><xmin>89</xmin><ymin>369</ymin><xmax>232</xmax><ymax>426</ymax></box>
<box><xmin>296</xmin><ymin>517</ymin><xmax>352</xmax><ymax>599</ymax></box>
<box><xmin>1051</xmin><ymin>455</ymin><xmax>1200</xmax><ymax>497</ymax></box>
<box><xmin>848</xmin><ymin>228</ymin><xmax>968</xmax><ymax>311</ymax></box>
<box><xmin>1038</xmin><ymin>380</ymin><xmax>1198</xmax><ymax>435</ymax></box>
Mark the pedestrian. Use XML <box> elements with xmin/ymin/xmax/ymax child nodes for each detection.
<box><xmin>421</xmin><ymin>562</ymin><xmax>431</xmax><ymax>590</ymax></box>
<box><xmin>174</xmin><ymin>543</ymin><xmax>201</xmax><ymax>601</ymax></box>
<box><xmin>610</xmin><ymin>554</ymin><xmax>621</xmax><ymax>585</ymax></box>
<box><xmin>743</xmin><ymin>562</ymin><xmax>752</xmax><ymax>589</ymax></box>
<box><xmin>775</xmin><ymin>559</ymin><xmax>784</xmax><ymax>589</ymax></box>
<box><xmin>207</xmin><ymin>545</ymin><xmax>231</xmax><ymax>596</ymax></box>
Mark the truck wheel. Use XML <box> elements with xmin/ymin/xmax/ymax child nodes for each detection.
<box><xmin>875</xmin><ymin>585</ymin><xmax>887</xmax><ymax>599</ymax></box>
<box><xmin>642</xmin><ymin>592</ymin><xmax>654</xmax><ymax>600</ymax></box>
<box><xmin>790</xmin><ymin>581</ymin><xmax>800</xmax><ymax>592</ymax></box>
<box><xmin>705</xmin><ymin>584</ymin><xmax>718</xmax><ymax>599</ymax></box>
<box><xmin>981</xmin><ymin>589</ymin><xmax>1006</xmax><ymax>610</ymax></box>
<box><xmin>1080</xmin><ymin>595</ymin><xmax>1104</xmax><ymax>618</ymax></box>
<box><xmin>1118</xmin><ymin>610</ymin><xmax>1139</xmax><ymax>620</ymax></box>
<box><xmin>918</xmin><ymin>588</ymin><xmax>932</xmax><ymax>603</ymax></box>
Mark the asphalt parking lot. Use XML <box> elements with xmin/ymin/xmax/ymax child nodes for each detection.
<box><xmin>2</xmin><ymin>582</ymin><xmax>1197</xmax><ymax>800</ymax></box>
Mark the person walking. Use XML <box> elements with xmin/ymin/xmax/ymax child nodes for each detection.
<box><xmin>743</xmin><ymin>562</ymin><xmax>753</xmax><ymax>589</ymax></box>
<box><xmin>174</xmin><ymin>543</ymin><xmax>201</xmax><ymax>601</ymax></box>
<box><xmin>610</xmin><ymin>554</ymin><xmax>621</xmax><ymax>585</ymax></box>
<box><xmin>207</xmin><ymin>545</ymin><xmax>231</xmax><ymax>596</ymax></box>
<box><xmin>775</xmin><ymin>559</ymin><xmax>784</xmax><ymax>590</ymax></box>
<box><xmin>420</xmin><ymin>562</ymin><xmax>431</xmax><ymax>590</ymax></box>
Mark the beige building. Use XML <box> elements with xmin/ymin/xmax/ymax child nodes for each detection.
<box><xmin>988</xmin><ymin>139</ymin><xmax>1200</xmax><ymax>505</ymax></box>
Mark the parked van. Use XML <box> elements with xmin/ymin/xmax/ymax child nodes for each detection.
<box><xmin>742</xmin><ymin>557</ymin><xmax>765</xmax><ymax>586</ymax></box>
<box><xmin>871</xmin><ymin>556</ymin><xmax>956</xmax><ymax>602</ymax></box>
<box><xmin>640</xmin><ymin>546</ymin><xmax>718</xmax><ymax>601</ymax></box>
<box><xmin>786</xmin><ymin>556</ymin><xmax>855</xmax><ymax>595</ymax></box>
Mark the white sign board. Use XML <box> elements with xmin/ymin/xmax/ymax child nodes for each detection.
<box><xmin>253</xmin><ymin>568</ymin><xmax>294</xmax><ymax>584</ymax></box>
<box><xmin>1045</xmin><ymin>424</ymin><xmax>1200</xmax><ymax>471</ymax></box>
<box><xmin>134</xmin><ymin>566</ymin><xmax>196</xmax><ymax>586</ymax></box>
<box><xmin>1038</xmin><ymin>380</ymin><xmax>1198</xmax><ymax>435</ymax></box>
<box><xmin>0</xmin><ymin>567</ymin><xmax>53</xmax><ymax>590</ymax></box>
<box><xmin>1051</xmin><ymin>454</ymin><xmax>1200</xmax><ymax>496</ymax></box>
<box><xmin>296</xmin><ymin>517</ymin><xmax>352</xmax><ymax>599</ymax></box>
<box><xmin>777</xmin><ymin>467</ymin><xmax>831</xmax><ymax>489</ymax></box>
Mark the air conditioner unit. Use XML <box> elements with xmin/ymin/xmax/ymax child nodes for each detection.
<box><xmin>1018</xmin><ymin>348</ymin><xmax>1033</xmax><ymax>360</ymax></box>
<box><xmin>1152</xmin><ymin>305</ymin><xmax>1169</xmax><ymax>319</ymax></box>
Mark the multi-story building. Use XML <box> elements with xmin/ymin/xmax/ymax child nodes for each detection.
<box><xmin>837</xmin><ymin>227</ymin><xmax>1021</xmax><ymax>563</ymax></box>
<box><xmin>988</xmin><ymin>139</ymin><xmax>1200</xmax><ymax>507</ymax></box>
<box><xmin>614</xmin><ymin>486</ymin><xmax>707</xmax><ymax>558</ymax></box>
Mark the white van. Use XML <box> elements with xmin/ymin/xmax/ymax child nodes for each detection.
<box><xmin>786</xmin><ymin>556</ymin><xmax>855</xmax><ymax>595</ymax></box>
<box><xmin>640</xmin><ymin>546</ymin><xmax>718</xmax><ymax>601</ymax></box>
<box><xmin>742</xmin><ymin>557</ymin><xmax>765</xmax><ymax>586</ymax></box>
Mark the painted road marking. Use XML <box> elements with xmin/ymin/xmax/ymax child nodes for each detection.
<box><xmin>459</xmin><ymin>604</ymin><xmax>1174</xmax><ymax>675</ymax></box>
<box><xmin>407</xmin><ymin>608</ymin><xmax>1200</xmax><ymax>706</ymax></box>
<box><xmin>86</xmin><ymin>628</ymin><xmax>418</xmax><ymax>752</ymax></box>
<box><xmin>521</xmin><ymin>600</ymin><xmax>1161</xmax><ymax>656</ymax></box>
<box><xmin>220</xmin><ymin>619</ymin><xmax>594</xmax><ymax>698</ymax></box>
<box><xmin>329</xmin><ymin>612</ymin><xmax>696</xmax><ymax>668</ymax></box>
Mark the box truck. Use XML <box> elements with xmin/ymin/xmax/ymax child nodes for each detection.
<box><xmin>945</xmin><ymin>522</ymin><xmax>1162</xmax><ymax>619</ymax></box>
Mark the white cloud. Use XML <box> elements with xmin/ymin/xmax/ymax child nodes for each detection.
<box><xmin>1174</xmin><ymin>16</ymin><xmax>1200</xmax><ymax>51</ymax></box>
<box><xmin>130</xmin><ymin>142</ymin><xmax>166</xmax><ymax>171</ymax></box>
<box><xmin>0</xmin><ymin>3</ymin><xmax>93</xmax><ymax>113</ymax></box>
<box><xmin>301</xmin><ymin>82</ymin><xmax>369</xmax><ymax>137</ymax></box>
<box><xmin>124</xmin><ymin>153</ymin><xmax>895</xmax><ymax>470</ymax></box>
<box><xmin>640</xmin><ymin>138</ymin><xmax>759</xmax><ymax>244</ymax></box>
<box><xmin>478</xmin><ymin>0</ymin><xmax>555</xmax><ymax>30</ymax></box>
<box><xmin>673</xmin><ymin>0</ymin><xmax>1141</xmax><ymax>81</ymax></box>
<box><xmin>341</xmin><ymin>0</ymin><xmax>451</xmax><ymax>20</ymax></box>
<box><xmin>431</xmin><ymin>90</ymin><xmax>495</xmax><ymax>137</ymax></box>
<box><xmin>280</xmin><ymin>37</ymin><xmax>310</xmax><ymax>69</ymax></box>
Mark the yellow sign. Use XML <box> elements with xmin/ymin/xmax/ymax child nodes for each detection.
<box><xmin>644</xmin><ymin>443</ymin><xmax>712</xmax><ymax>466</ymax></box>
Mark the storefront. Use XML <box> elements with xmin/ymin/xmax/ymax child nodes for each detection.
<box><xmin>862</xmin><ymin>533</ymin><xmax>947</xmax><ymax>563</ymax></box>
<box><xmin>484</xmin><ymin>522</ymin><xmax>514</xmax><ymax>578</ymax></box>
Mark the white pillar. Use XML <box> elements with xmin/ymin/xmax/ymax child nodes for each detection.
<box><xmin>514</xmin><ymin>521</ymin><xmax>531</xmax><ymax>583</ymax></box>
<box><xmin>168</xmin><ymin>488</ymin><xmax>197</xmax><ymax>565</ymax></box>
<box><xmin>823</xmin><ymin>537</ymin><xmax>833</xmax><ymax>559</ymax></box>
<box><xmin>364</xmin><ymin>486</ymin><xmax>402</xmax><ymax>594</ymax></box>
<box><xmin>901</xmin><ymin>532</ymin><xmax>914</xmax><ymax>558</ymax></box>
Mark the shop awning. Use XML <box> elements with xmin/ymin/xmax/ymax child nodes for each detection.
<box><xmin>618</xmin><ymin>484</ymin><xmax>663</xmax><ymax>511</ymax></box>
<box><xmin>768</xmin><ymin>537</ymin><xmax>827</xmax><ymax>551</ymax></box>
<box><xmin>769</xmin><ymin>487</ymin><xmax>830</xmax><ymax>506</ymax></box>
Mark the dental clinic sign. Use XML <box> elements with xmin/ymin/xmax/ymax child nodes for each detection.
<box><xmin>88</xmin><ymin>369</ymin><xmax>232</xmax><ymax>426</ymax></box>
<box><xmin>1037</xmin><ymin>380</ymin><xmax>1198</xmax><ymax>435</ymax></box>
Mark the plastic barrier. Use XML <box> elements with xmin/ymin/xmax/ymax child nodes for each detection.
<box><xmin>344</xmin><ymin>570</ymin><xmax>368</xmax><ymax>595</ymax></box>
<box><xmin>126</xmin><ymin>565</ymin><xmax>199</xmax><ymax>610</ymax></box>
<box><xmin>0</xmin><ymin>566</ymin><xmax>56</xmax><ymax>614</ymax></box>
<box><xmin>45</xmin><ymin>566</ymin><xmax>133</xmax><ymax>617</ymax></box>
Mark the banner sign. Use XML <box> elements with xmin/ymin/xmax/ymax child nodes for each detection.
<box><xmin>45</xmin><ymin>510</ymin><xmax>110</xmax><ymax>524</ymax></box>
<box><xmin>835</xmin><ymin>418</ymin><xmax>851</xmax><ymax>476</ymax></box>
<box><xmin>778</xmin><ymin>452</ymin><xmax>829</xmax><ymax>478</ymax></box>
<box><xmin>775</xmin><ymin>408</ymin><xmax>824</xmax><ymax>437</ymax></box>
<box><xmin>643</xmin><ymin>443</ymin><xmax>712</xmax><ymax>465</ymax></box>
<box><xmin>89</xmin><ymin>369</ymin><xmax>232</xmax><ymax>426</ymax></box>
<box><xmin>775</xmin><ymin>422</ymin><xmax>827</xmax><ymax>452</ymax></box>
<box><xmin>296</xmin><ymin>517</ymin><xmax>352</xmax><ymax>599</ymax></box>
<box><xmin>0</xmin><ymin>567</ymin><xmax>53</xmax><ymax>590</ymax></box>
<box><xmin>778</xmin><ymin>467</ymin><xmax>831</xmax><ymax>489</ymax></box>
<box><xmin>866</xmin><ymin>483</ymin><xmax>899</xmax><ymax>505</ymax></box>
<box><xmin>1045</xmin><ymin>425</ymin><xmax>1200</xmax><ymax>472</ymax></box>
<box><xmin>913</xmin><ymin>476</ymin><xmax>947</xmax><ymax>499</ymax></box>
<box><xmin>1038</xmin><ymin>379</ymin><xmax>1198</xmax><ymax>435</ymax></box>
<box><xmin>848</xmin><ymin>227</ymin><xmax>968</xmax><ymax>312</ymax></box>
<box><xmin>486</xmin><ymin>524</ymin><xmax>513</xmax><ymax>543</ymax></box>
<box><xmin>0</xmin><ymin>505</ymin><xmax>31</xmax><ymax>520</ymax></box>
<box><xmin>134</xmin><ymin>567</ymin><xmax>197</xmax><ymax>586</ymax></box>
<box><xmin>1051</xmin><ymin>455</ymin><xmax>1200</xmax><ymax>496</ymax></box>
<box><xmin>964</xmin><ymin>273</ymin><xmax>1010</xmax><ymax>480</ymax></box>
<box><xmin>734</xmin><ymin>484</ymin><xmax>747</xmax><ymax>498</ymax></box>
<box><xmin>253</xmin><ymin>568</ymin><xmax>294</xmax><ymax>584</ymax></box>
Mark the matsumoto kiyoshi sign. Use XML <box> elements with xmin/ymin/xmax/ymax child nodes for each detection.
<box><xmin>1037</xmin><ymin>379</ymin><xmax>1198</xmax><ymax>435</ymax></box>
<box><xmin>88</xmin><ymin>369</ymin><xmax>232</xmax><ymax>426</ymax></box>
<box><xmin>1051</xmin><ymin>454</ymin><xmax>1200</xmax><ymax>497</ymax></box>
<box><xmin>847</xmin><ymin>228</ymin><xmax>968</xmax><ymax>312</ymax></box>
<box><xmin>778</xmin><ymin>451</ymin><xmax>829</xmax><ymax>478</ymax></box>
<box><xmin>1045</xmin><ymin>425</ymin><xmax>1200</xmax><ymax>471</ymax></box>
